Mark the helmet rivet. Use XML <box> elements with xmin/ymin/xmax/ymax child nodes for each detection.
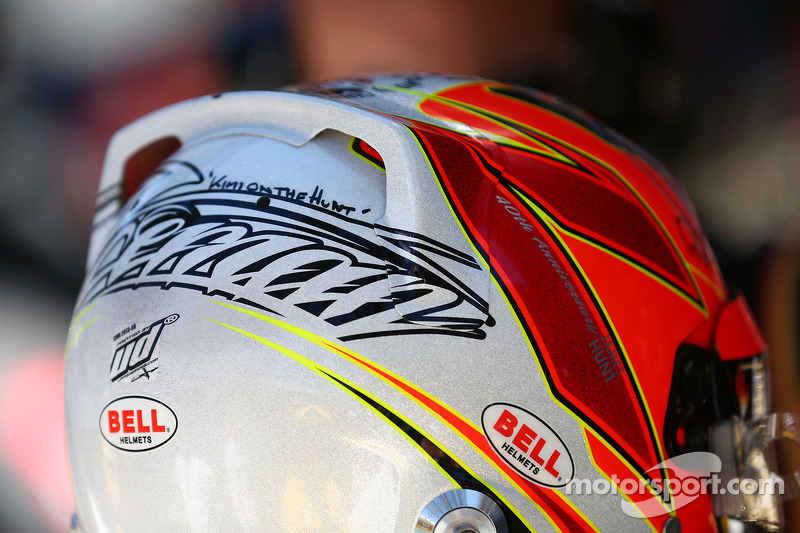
<box><xmin>416</xmin><ymin>489</ymin><xmax>507</xmax><ymax>533</ymax></box>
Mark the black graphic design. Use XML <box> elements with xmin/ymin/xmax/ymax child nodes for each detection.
<box><xmin>82</xmin><ymin>160</ymin><xmax>490</xmax><ymax>341</ymax></box>
<box><xmin>110</xmin><ymin>314</ymin><xmax>179</xmax><ymax>383</ymax></box>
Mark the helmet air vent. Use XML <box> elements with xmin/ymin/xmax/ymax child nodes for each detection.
<box><xmin>121</xmin><ymin>136</ymin><xmax>181</xmax><ymax>202</ymax></box>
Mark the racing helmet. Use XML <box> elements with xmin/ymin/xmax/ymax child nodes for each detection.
<box><xmin>65</xmin><ymin>74</ymin><xmax>800</xmax><ymax>532</ymax></box>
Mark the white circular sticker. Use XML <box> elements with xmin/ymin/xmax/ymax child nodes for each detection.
<box><xmin>100</xmin><ymin>396</ymin><xmax>178</xmax><ymax>452</ymax></box>
<box><xmin>482</xmin><ymin>403</ymin><xmax>574</xmax><ymax>487</ymax></box>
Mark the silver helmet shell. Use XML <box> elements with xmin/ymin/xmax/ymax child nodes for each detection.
<box><xmin>65</xmin><ymin>75</ymin><xmax>790</xmax><ymax>532</ymax></box>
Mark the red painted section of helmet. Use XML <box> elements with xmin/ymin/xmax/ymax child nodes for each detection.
<box><xmin>715</xmin><ymin>293</ymin><xmax>767</xmax><ymax>361</ymax></box>
<box><xmin>401</xmin><ymin>82</ymin><xmax>741</xmax><ymax>523</ymax></box>
<box><xmin>411</xmin><ymin>124</ymin><xmax>659</xmax><ymax>475</ymax></box>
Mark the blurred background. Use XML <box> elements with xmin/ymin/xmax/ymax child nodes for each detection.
<box><xmin>0</xmin><ymin>0</ymin><xmax>798</xmax><ymax>531</ymax></box>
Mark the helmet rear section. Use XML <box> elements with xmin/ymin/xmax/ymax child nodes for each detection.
<box><xmin>66</xmin><ymin>75</ymin><xmax>797</xmax><ymax>532</ymax></box>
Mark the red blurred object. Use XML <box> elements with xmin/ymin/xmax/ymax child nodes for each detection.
<box><xmin>0</xmin><ymin>351</ymin><xmax>72</xmax><ymax>533</ymax></box>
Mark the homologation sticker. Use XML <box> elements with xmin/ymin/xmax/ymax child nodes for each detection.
<box><xmin>110</xmin><ymin>314</ymin><xmax>179</xmax><ymax>383</ymax></box>
<box><xmin>99</xmin><ymin>396</ymin><xmax>178</xmax><ymax>452</ymax></box>
<box><xmin>482</xmin><ymin>403</ymin><xmax>575</xmax><ymax>488</ymax></box>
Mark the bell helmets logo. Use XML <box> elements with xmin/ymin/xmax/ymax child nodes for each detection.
<box><xmin>482</xmin><ymin>403</ymin><xmax>574</xmax><ymax>488</ymax></box>
<box><xmin>100</xmin><ymin>396</ymin><xmax>177</xmax><ymax>452</ymax></box>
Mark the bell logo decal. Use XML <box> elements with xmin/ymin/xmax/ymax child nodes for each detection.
<box><xmin>100</xmin><ymin>396</ymin><xmax>177</xmax><ymax>452</ymax></box>
<box><xmin>482</xmin><ymin>403</ymin><xmax>574</xmax><ymax>487</ymax></box>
